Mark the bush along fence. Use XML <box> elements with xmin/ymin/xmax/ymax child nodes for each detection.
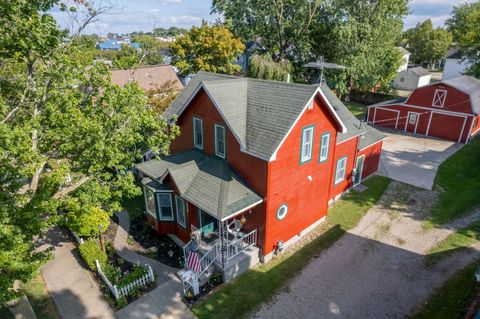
<box><xmin>95</xmin><ymin>259</ymin><xmax>155</xmax><ymax>300</ymax></box>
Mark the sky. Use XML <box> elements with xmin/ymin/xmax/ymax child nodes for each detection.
<box><xmin>50</xmin><ymin>0</ymin><xmax>476</xmax><ymax>35</ymax></box>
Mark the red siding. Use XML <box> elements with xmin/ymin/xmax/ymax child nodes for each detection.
<box><xmin>329</xmin><ymin>137</ymin><xmax>358</xmax><ymax>198</ymax></box>
<box><xmin>406</xmin><ymin>83</ymin><xmax>472</xmax><ymax>114</ymax></box>
<box><xmin>358</xmin><ymin>142</ymin><xmax>383</xmax><ymax>179</ymax></box>
<box><xmin>264</xmin><ymin>96</ymin><xmax>339</xmax><ymax>255</ymax></box>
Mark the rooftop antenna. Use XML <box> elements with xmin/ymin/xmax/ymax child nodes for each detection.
<box><xmin>304</xmin><ymin>56</ymin><xmax>346</xmax><ymax>85</ymax></box>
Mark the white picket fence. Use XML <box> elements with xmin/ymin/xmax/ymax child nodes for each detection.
<box><xmin>95</xmin><ymin>259</ymin><xmax>155</xmax><ymax>300</ymax></box>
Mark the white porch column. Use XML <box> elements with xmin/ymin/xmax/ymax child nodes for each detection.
<box><xmin>219</xmin><ymin>220</ymin><xmax>229</xmax><ymax>267</ymax></box>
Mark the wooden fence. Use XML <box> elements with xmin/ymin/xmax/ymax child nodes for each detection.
<box><xmin>95</xmin><ymin>259</ymin><xmax>155</xmax><ymax>300</ymax></box>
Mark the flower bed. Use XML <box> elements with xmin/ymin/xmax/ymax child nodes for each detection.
<box><xmin>128</xmin><ymin>212</ymin><xmax>184</xmax><ymax>268</ymax></box>
<box><xmin>184</xmin><ymin>271</ymin><xmax>224</xmax><ymax>306</ymax></box>
<box><xmin>76</xmin><ymin>237</ymin><xmax>156</xmax><ymax>309</ymax></box>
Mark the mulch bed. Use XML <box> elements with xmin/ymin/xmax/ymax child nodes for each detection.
<box><xmin>127</xmin><ymin>213</ymin><xmax>184</xmax><ymax>269</ymax></box>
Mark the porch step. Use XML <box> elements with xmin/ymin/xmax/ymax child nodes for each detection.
<box><xmin>220</xmin><ymin>245</ymin><xmax>260</xmax><ymax>283</ymax></box>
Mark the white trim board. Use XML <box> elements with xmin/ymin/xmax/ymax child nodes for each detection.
<box><xmin>371</xmin><ymin>102</ymin><xmax>474</xmax><ymax>117</ymax></box>
<box><xmin>404</xmin><ymin>111</ymin><xmax>421</xmax><ymax>134</ymax></box>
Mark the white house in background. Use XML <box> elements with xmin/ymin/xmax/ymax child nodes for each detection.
<box><xmin>393</xmin><ymin>66</ymin><xmax>431</xmax><ymax>91</ymax></box>
<box><xmin>443</xmin><ymin>49</ymin><xmax>472</xmax><ymax>80</ymax></box>
<box><xmin>397</xmin><ymin>47</ymin><xmax>411</xmax><ymax>72</ymax></box>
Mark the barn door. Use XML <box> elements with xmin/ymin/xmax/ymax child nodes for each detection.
<box><xmin>405</xmin><ymin>112</ymin><xmax>420</xmax><ymax>134</ymax></box>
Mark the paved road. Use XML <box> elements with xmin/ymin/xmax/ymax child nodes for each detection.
<box><xmin>40</xmin><ymin>228</ymin><xmax>115</xmax><ymax>319</ymax></box>
<box><xmin>378</xmin><ymin>131</ymin><xmax>463</xmax><ymax>190</ymax></box>
<box><xmin>253</xmin><ymin>182</ymin><xmax>480</xmax><ymax>319</ymax></box>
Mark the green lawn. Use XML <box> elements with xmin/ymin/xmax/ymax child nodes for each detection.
<box><xmin>411</xmin><ymin>262</ymin><xmax>477</xmax><ymax>319</ymax></box>
<box><xmin>344</xmin><ymin>101</ymin><xmax>367</xmax><ymax>118</ymax></box>
<box><xmin>427</xmin><ymin>220</ymin><xmax>480</xmax><ymax>264</ymax></box>
<box><xmin>23</xmin><ymin>275</ymin><xmax>61</xmax><ymax>319</ymax></box>
<box><xmin>430</xmin><ymin>137</ymin><xmax>480</xmax><ymax>224</ymax></box>
<box><xmin>193</xmin><ymin>176</ymin><xmax>391</xmax><ymax>319</ymax></box>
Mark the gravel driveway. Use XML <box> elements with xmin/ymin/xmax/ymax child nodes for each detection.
<box><xmin>253</xmin><ymin>182</ymin><xmax>480</xmax><ymax>319</ymax></box>
<box><xmin>378</xmin><ymin>131</ymin><xmax>463</xmax><ymax>190</ymax></box>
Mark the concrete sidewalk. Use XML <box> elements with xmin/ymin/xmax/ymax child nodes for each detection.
<box><xmin>113</xmin><ymin>211</ymin><xmax>195</xmax><ymax>319</ymax></box>
<box><xmin>40</xmin><ymin>228</ymin><xmax>115</xmax><ymax>319</ymax></box>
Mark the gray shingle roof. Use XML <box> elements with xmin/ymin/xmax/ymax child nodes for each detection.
<box><xmin>443</xmin><ymin>75</ymin><xmax>480</xmax><ymax>115</ymax></box>
<box><xmin>166</xmin><ymin>71</ymin><xmax>383</xmax><ymax>159</ymax></box>
<box><xmin>136</xmin><ymin>150</ymin><xmax>263</xmax><ymax>220</ymax></box>
<box><xmin>408</xmin><ymin>67</ymin><xmax>430</xmax><ymax>77</ymax></box>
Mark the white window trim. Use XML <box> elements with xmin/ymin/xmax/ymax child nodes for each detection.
<box><xmin>175</xmin><ymin>196</ymin><xmax>187</xmax><ymax>228</ymax></box>
<box><xmin>193</xmin><ymin>117</ymin><xmax>203</xmax><ymax>149</ymax></box>
<box><xmin>334</xmin><ymin>157</ymin><xmax>348</xmax><ymax>184</ymax></box>
<box><xmin>319</xmin><ymin>132</ymin><xmax>330</xmax><ymax>163</ymax></box>
<box><xmin>214</xmin><ymin>124</ymin><xmax>226</xmax><ymax>158</ymax></box>
<box><xmin>300</xmin><ymin>126</ymin><xmax>315</xmax><ymax>163</ymax></box>
<box><xmin>144</xmin><ymin>187</ymin><xmax>157</xmax><ymax>219</ymax></box>
<box><xmin>432</xmin><ymin>89</ymin><xmax>447</xmax><ymax>108</ymax></box>
<box><xmin>157</xmin><ymin>192</ymin><xmax>174</xmax><ymax>221</ymax></box>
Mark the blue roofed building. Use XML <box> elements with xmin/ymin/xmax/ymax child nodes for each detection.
<box><xmin>96</xmin><ymin>39</ymin><xmax>141</xmax><ymax>51</ymax></box>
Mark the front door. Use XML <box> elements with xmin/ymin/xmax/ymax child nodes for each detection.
<box><xmin>405</xmin><ymin>112</ymin><xmax>420</xmax><ymax>134</ymax></box>
<box><xmin>198</xmin><ymin>209</ymin><xmax>218</xmax><ymax>236</ymax></box>
<box><xmin>354</xmin><ymin>155</ymin><xmax>365</xmax><ymax>186</ymax></box>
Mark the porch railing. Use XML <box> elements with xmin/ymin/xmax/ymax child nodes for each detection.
<box><xmin>226</xmin><ymin>229</ymin><xmax>257</xmax><ymax>262</ymax></box>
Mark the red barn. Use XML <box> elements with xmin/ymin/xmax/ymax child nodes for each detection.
<box><xmin>367</xmin><ymin>75</ymin><xmax>480</xmax><ymax>143</ymax></box>
<box><xmin>135</xmin><ymin>72</ymin><xmax>385</xmax><ymax>290</ymax></box>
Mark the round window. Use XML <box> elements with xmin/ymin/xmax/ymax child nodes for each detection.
<box><xmin>276</xmin><ymin>204</ymin><xmax>288</xmax><ymax>220</ymax></box>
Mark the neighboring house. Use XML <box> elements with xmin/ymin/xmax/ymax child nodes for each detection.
<box><xmin>393</xmin><ymin>67</ymin><xmax>431</xmax><ymax>91</ymax></box>
<box><xmin>397</xmin><ymin>47</ymin><xmax>411</xmax><ymax>72</ymax></box>
<box><xmin>110</xmin><ymin>65</ymin><xmax>183</xmax><ymax>91</ymax></box>
<box><xmin>96</xmin><ymin>39</ymin><xmax>141</xmax><ymax>51</ymax></box>
<box><xmin>135</xmin><ymin>72</ymin><xmax>385</xmax><ymax>291</ymax></box>
<box><xmin>236</xmin><ymin>39</ymin><xmax>267</xmax><ymax>72</ymax></box>
<box><xmin>368</xmin><ymin>75</ymin><xmax>480</xmax><ymax>143</ymax></box>
<box><xmin>443</xmin><ymin>49</ymin><xmax>472</xmax><ymax>80</ymax></box>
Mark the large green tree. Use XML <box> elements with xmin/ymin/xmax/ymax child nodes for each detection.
<box><xmin>446</xmin><ymin>1</ymin><xmax>480</xmax><ymax>77</ymax></box>
<box><xmin>0</xmin><ymin>0</ymin><xmax>178</xmax><ymax>303</ymax></box>
<box><xmin>312</xmin><ymin>0</ymin><xmax>408</xmax><ymax>93</ymax></box>
<box><xmin>170</xmin><ymin>21</ymin><xmax>245</xmax><ymax>75</ymax></box>
<box><xmin>212</xmin><ymin>0</ymin><xmax>322</xmax><ymax>63</ymax></box>
<box><xmin>405</xmin><ymin>19</ymin><xmax>452</xmax><ymax>68</ymax></box>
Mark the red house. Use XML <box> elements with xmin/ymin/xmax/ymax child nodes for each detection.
<box><xmin>135</xmin><ymin>72</ymin><xmax>385</xmax><ymax>290</ymax></box>
<box><xmin>367</xmin><ymin>75</ymin><xmax>480</xmax><ymax>143</ymax></box>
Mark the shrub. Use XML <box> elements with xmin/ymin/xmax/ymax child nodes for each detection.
<box><xmin>79</xmin><ymin>239</ymin><xmax>107</xmax><ymax>270</ymax></box>
<box><xmin>118</xmin><ymin>265</ymin><xmax>148</xmax><ymax>288</ymax></box>
<box><xmin>103</xmin><ymin>264</ymin><xmax>121</xmax><ymax>285</ymax></box>
<box><xmin>116</xmin><ymin>296</ymin><xmax>128</xmax><ymax>308</ymax></box>
<box><xmin>209</xmin><ymin>272</ymin><xmax>223</xmax><ymax>286</ymax></box>
<box><xmin>65</xmin><ymin>200</ymin><xmax>111</xmax><ymax>238</ymax></box>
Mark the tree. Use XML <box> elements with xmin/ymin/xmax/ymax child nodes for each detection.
<box><xmin>248</xmin><ymin>54</ymin><xmax>292</xmax><ymax>81</ymax></box>
<box><xmin>146</xmin><ymin>80</ymin><xmax>181</xmax><ymax>114</ymax></box>
<box><xmin>446</xmin><ymin>2</ymin><xmax>480</xmax><ymax>77</ymax></box>
<box><xmin>311</xmin><ymin>0</ymin><xmax>408</xmax><ymax>93</ymax></box>
<box><xmin>170</xmin><ymin>22</ymin><xmax>244</xmax><ymax>75</ymax></box>
<box><xmin>212</xmin><ymin>0</ymin><xmax>322</xmax><ymax>63</ymax></box>
<box><xmin>133</xmin><ymin>35</ymin><xmax>166</xmax><ymax>65</ymax></box>
<box><xmin>405</xmin><ymin>19</ymin><xmax>452</xmax><ymax>68</ymax></box>
<box><xmin>112</xmin><ymin>44</ymin><xmax>141</xmax><ymax>69</ymax></box>
<box><xmin>0</xmin><ymin>0</ymin><xmax>179</xmax><ymax>303</ymax></box>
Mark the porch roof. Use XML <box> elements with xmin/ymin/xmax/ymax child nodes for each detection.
<box><xmin>136</xmin><ymin>150</ymin><xmax>263</xmax><ymax>221</ymax></box>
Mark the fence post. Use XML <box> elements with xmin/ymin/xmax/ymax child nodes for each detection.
<box><xmin>113</xmin><ymin>285</ymin><xmax>120</xmax><ymax>299</ymax></box>
<box><xmin>148</xmin><ymin>264</ymin><xmax>154</xmax><ymax>283</ymax></box>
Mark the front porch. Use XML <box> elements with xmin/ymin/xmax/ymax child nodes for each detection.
<box><xmin>135</xmin><ymin>150</ymin><xmax>264</xmax><ymax>296</ymax></box>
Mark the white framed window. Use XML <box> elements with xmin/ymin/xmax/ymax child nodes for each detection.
<box><xmin>144</xmin><ymin>187</ymin><xmax>156</xmax><ymax>219</ymax></box>
<box><xmin>276</xmin><ymin>204</ymin><xmax>288</xmax><ymax>220</ymax></box>
<box><xmin>300</xmin><ymin>125</ymin><xmax>315</xmax><ymax>164</ymax></box>
<box><xmin>432</xmin><ymin>89</ymin><xmax>447</xmax><ymax>108</ymax></box>
<box><xmin>319</xmin><ymin>132</ymin><xmax>330</xmax><ymax>163</ymax></box>
<box><xmin>215</xmin><ymin>124</ymin><xmax>226</xmax><ymax>158</ymax></box>
<box><xmin>175</xmin><ymin>196</ymin><xmax>186</xmax><ymax>227</ymax></box>
<box><xmin>334</xmin><ymin>156</ymin><xmax>348</xmax><ymax>184</ymax></box>
<box><xmin>193</xmin><ymin>117</ymin><xmax>203</xmax><ymax>149</ymax></box>
<box><xmin>408</xmin><ymin>113</ymin><xmax>418</xmax><ymax>125</ymax></box>
<box><xmin>157</xmin><ymin>193</ymin><xmax>174</xmax><ymax>221</ymax></box>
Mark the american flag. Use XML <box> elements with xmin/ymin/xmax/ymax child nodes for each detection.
<box><xmin>187</xmin><ymin>251</ymin><xmax>202</xmax><ymax>273</ymax></box>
